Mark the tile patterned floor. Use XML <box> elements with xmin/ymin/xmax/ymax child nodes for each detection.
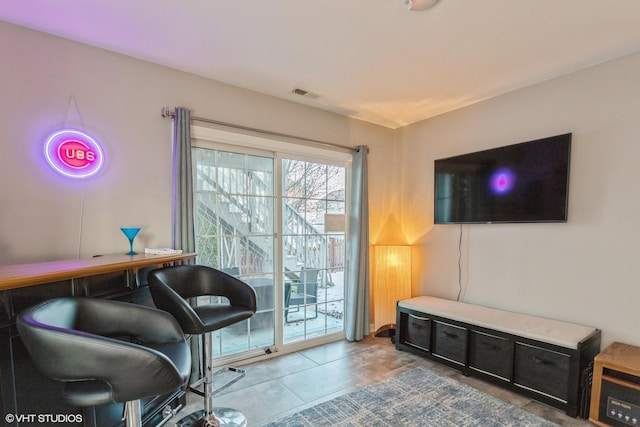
<box><xmin>171</xmin><ymin>335</ymin><xmax>593</xmax><ymax>427</ymax></box>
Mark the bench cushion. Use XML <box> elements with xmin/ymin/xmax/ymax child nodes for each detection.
<box><xmin>398</xmin><ymin>296</ymin><xmax>597</xmax><ymax>349</ymax></box>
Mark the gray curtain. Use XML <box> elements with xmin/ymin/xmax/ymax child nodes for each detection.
<box><xmin>345</xmin><ymin>145</ymin><xmax>370</xmax><ymax>341</ymax></box>
<box><xmin>171</xmin><ymin>107</ymin><xmax>199</xmax><ymax>380</ymax></box>
<box><xmin>171</xmin><ymin>107</ymin><xmax>195</xmax><ymax>255</ymax></box>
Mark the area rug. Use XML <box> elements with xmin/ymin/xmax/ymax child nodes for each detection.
<box><xmin>259</xmin><ymin>367</ymin><xmax>560</xmax><ymax>427</ymax></box>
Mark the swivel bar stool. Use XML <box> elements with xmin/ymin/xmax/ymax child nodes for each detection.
<box><xmin>149</xmin><ymin>265</ymin><xmax>257</xmax><ymax>427</ymax></box>
<box><xmin>17</xmin><ymin>297</ymin><xmax>191</xmax><ymax>427</ymax></box>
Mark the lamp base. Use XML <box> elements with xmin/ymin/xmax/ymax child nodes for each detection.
<box><xmin>374</xmin><ymin>324</ymin><xmax>396</xmax><ymax>338</ymax></box>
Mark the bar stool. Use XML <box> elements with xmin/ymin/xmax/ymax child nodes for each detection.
<box><xmin>17</xmin><ymin>297</ymin><xmax>191</xmax><ymax>427</ymax></box>
<box><xmin>149</xmin><ymin>265</ymin><xmax>257</xmax><ymax>427</ymax></box>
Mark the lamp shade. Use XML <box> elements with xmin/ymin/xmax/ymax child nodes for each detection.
<box><xmin>373</xmin><ymin>245</ymin><xmax>411</xmax><ymax>334</ymax></box>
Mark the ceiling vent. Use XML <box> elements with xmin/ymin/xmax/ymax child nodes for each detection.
<box><xmin>292</xmin><ymin>88</ymin><xmax>320</xmax><ymax>100</ymax></box>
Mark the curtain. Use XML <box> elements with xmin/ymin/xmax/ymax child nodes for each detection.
<box><xmin>172</xmin><ymin>107</ymin><xmax>195</xmax><ymax>255</ymax></box>
<box><xmin>171</xmin><ymin>107</ymin><xmax>199</xmax><ymax>380</ymax></box>
<box><xmin>345</xmin><ymin>145</ymin><xmax>370</xmax><ymax>341</ymax></box>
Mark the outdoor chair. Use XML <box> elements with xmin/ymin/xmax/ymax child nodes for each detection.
<box><xmin>284</xmin><ymin>268</ymin><xmax>319</xmax><ymax>323</ymax></box>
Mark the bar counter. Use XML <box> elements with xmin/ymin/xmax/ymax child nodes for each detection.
<box><xmin>0</xmin><ymin>251</ymin><xmax>196</xmax><ymax>427</ymax></box>
<box><xmin>0</xmin><ymin>252</ymin><xmax>197</xmax><ymax>291</ymax></box>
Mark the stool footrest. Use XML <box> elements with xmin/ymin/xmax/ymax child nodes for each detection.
<box><xmin>188</xmin><ymin>378</ymin><xmax>205</xmax><ymax>397</ymax></box>
<box><xmin>188</xmin><ymin>367</ymin><xmax>246</xmax><ymax>398</ymax></box>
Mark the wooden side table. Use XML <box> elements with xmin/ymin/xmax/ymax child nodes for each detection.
<box><xmin>589</xmin><ymin>342</ymin><xmax>640</xmax><ymax>426</ymax></box>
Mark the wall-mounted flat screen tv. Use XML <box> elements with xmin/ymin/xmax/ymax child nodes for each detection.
<box><xmin>434</xmin><ymin>133</ymin><xmax>571</xmax><ymax>224</ymax></box>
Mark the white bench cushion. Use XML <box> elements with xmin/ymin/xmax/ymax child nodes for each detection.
<box><xmin>398</xmin><ymin>296</ymin><xmax>597</xmax><ymax>349</ymax></box>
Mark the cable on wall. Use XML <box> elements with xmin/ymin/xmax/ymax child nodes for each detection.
<box><xmin>64</xmin><ymin>95</ymin><xmax>88</xmax><ymax>259</ymax></box>
<box><xmin>457</xmin><ymin>223</ymin><xmax>463</xmax><ymax>301</ymax></box>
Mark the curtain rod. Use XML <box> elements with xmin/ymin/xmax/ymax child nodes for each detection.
<box><xmin>161</xmin><ymin>107</ymin><xmax>358</xmax><ymax>153</ymax></box>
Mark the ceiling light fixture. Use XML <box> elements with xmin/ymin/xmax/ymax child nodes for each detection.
<box><xmin>404</xmin><ymin>0</ymin><xmax>440</xmax><ymax>11</ymax></box>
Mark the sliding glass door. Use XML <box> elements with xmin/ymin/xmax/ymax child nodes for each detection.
<box><xmin>193</xmin><ymin>147</ymin><xmax>276</xmax><ymax>358</ymax></box>
<box><xmin>192</xmin><ymin>136</ymin><xmax>348</xmax><ymax>360</ymax></box>
<box><xmin>282</xmin><ymin>158</ymin><xmax>346</xmax><ymax>344</ymax></box>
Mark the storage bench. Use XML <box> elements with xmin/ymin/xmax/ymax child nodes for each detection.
<box><xmin>396</xmin><ymin>296</ymin><xmax>601</xmax><ymax>417</ymax></box>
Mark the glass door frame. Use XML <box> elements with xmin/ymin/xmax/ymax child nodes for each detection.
<box><xmin>192</xmin><ymin>141</ymin><xmax>277</xmax><ymax>363</ymax></box>
<box><xmin>191</xmin><ymin>125</ymin><xmax>351</xmax><ymax>363</ymax></box>
<box><xmin>279</xmin><ymin>155</ymin><xmax>348</xmax><ymax>346</ymax></box>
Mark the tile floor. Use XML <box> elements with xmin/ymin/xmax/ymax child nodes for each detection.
<box><xmin>171</xmin><ymin>335</ymin><xmax>593</xmax><ymax>427</ymax></box>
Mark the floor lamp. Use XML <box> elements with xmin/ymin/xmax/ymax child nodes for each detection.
<box><xmin>373</xmin><ymin>245</ymin><xmax>412</xmax><ymax>338</ymax></box>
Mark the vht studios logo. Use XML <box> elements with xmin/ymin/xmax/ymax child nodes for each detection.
<box><xmin>5</xmin><ymin>413</ymin><xmax>83</xmax><ymax>423</ymax></box>
<box><xmin>44</xmin><ymin>129</ymin><xmax>104</xmax><ymax>178</ymax></box>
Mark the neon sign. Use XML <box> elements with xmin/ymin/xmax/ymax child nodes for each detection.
<box><xmin>44</xmin><ymin>129</ymin><xmax>104</xmax><ymax>178</ymax></box>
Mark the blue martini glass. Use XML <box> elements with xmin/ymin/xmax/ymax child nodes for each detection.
<box><xmin>120</xmin><ymin>227</ymin><xmax>141</xmax><ymax>255</ymax></box>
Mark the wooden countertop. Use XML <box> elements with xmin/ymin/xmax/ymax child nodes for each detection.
<box><xmin>0</xmin><ymin>252</ymin><xmax>197</xmax><ymax>291</ymax></box>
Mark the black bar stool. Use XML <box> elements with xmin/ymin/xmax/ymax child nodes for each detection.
<box><xmin>149</xmin><ymin>265</ymin><xmax>257</xmax><ymax>427</ymax></box>
<box><xmin>17</xmin><ymin>297</ymin><xmax>191</xmax><ymax>427</ymax></box>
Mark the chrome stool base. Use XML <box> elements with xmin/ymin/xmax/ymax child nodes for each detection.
<box><xmin>175</xmin><ymin>408</ymin><xmax>247</xmax><ymax>427</ymax></box>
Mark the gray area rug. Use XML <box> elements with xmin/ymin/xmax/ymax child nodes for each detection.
<box><xmin>259</xmin><ymin>367</ymin><xmax>560</xmax><ymax>426</ymax></box>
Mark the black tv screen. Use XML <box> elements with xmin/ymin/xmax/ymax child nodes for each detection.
<box><xmin>434</xmin><ymin>133</ymin><xmax>571</xmax><ymax>224</ymax></box>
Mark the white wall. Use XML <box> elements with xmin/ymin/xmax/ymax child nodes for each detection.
<box><xmin>0</xmin><ymin>21</ymin><xmax>389</xmax><ymax>264</ymax></box>
<box><xmin>397</xmin><ymin>52</ymin><xmax>640</xmax><ymax>348</ymax></box>
<box><xmin>3</xmin><ymin>20</ymin><xmax>636</xmax><ymax>349</ymax></box>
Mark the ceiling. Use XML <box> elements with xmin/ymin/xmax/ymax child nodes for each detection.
<box><xmin>2</xmin><ymin>1</ymin><xmax>640</xmax><ymax>129</ymax></box>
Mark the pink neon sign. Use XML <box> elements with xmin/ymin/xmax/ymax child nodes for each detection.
<box><xmin>44</xmin><ymin>129</ymin><xmax>104</xmax><ymax>178</ymax></box>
